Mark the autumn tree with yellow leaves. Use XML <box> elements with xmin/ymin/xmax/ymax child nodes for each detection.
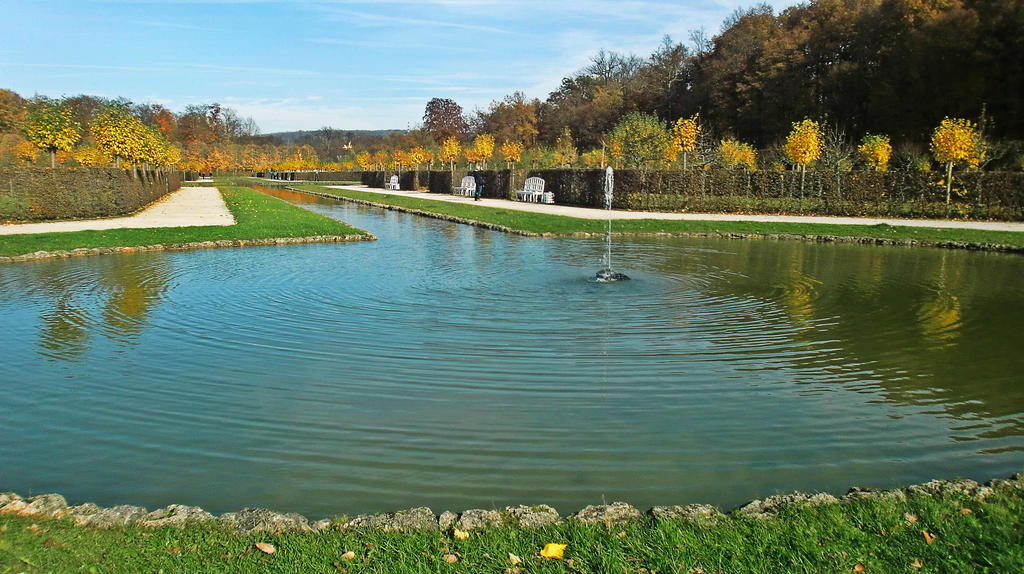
<box><xmin>858</xmin><ymin>134</ymin><xmax>891</xmax><ymax>172</ymax></box>
<box><xmin>15</xmin><ymin>140</ymin><xmax>39</xmax><ymax>165</ymax></box>
<box><xmin>785</xmin><ymin>118</ymin><xmax>822</xmax><ymax>195</ymax></box>
<box><xmin>672</xmin><ymin>114</ymin><xmax>700</xmax><ymax>171</ymax></box>
<box><xmin>439</xmin><ymin>136</ymin><xmax>461</xmax><ymax>173</ymax></box>
<box><xmin>470</xmin><ymin>134</ymin><xmax>495</xmax><ymax>168</ymax></box>
<box><xmin>719</xmin><ymin>138</ymin><xmax>756</xmax><ymax>170</ymax></box>
<box><xmin>930</xmin><ymin>117</ymin><xmax>983</xmax><ymax>203</ymax></box>
<box><xmin>555</xmin><ymin>128</ymin><xmax>577</xmax><ymax>168</ymax></box>
<box><xmin>24</xmin><ymin>99</ymin><xmax>81</xmax><ymax>168</ymax></box>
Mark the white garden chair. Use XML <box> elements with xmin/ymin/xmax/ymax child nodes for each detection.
<box><xmin>515</xmin><ymin>177</ymin><xmax>549</xmax><ymax>203</ymax></box>
<box><xmin>454</xmin><ymin>176</ymin><xmax>476</xmax><ymax>196</ymax></box>
<box><xmin>384</xmin><ymin>175</ymin><xmax>400</xmax><ymax>190</ymax></box>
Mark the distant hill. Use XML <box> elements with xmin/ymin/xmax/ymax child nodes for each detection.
<box><xmin>268</xmin><ymin>129</ymin><xmax>402</xmax><ymax>143</ymax></box>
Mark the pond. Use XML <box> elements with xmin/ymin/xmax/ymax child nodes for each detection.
<box><xmin>1</xmin><ymin>187</ymin><xmax>1022</xmax><ymax>519</ymax></box>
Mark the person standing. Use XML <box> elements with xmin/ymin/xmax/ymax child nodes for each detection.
<box><xmin>472</xmin><ymin>166</ymin><xmax>484</xmax><ymax>201</ymax></box>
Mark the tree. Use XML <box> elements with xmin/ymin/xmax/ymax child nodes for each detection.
<box><xmin>608</xmin><ymin>111</ymin><xmax>674</xmax><ymax>169</ymax></box>
<box><xmin>672</xmin><ymin>113</ymin><xmax>700</xmax><ymax>170</ymax></box>
<box><xmin>356</xmin><ymin>151</ymin><xmax>373</xmax><ymax>170</ymax></box>
<box><xmin>785</xmin><ymin>118</ymin><xmax>822</xmax><ymax>195</ymax></box>
<box><xmin>23</xmin><ymin>99</ymin><xmax>81</xmax><ymax>168</ymax></box>
<box><xmin>15</xmin><ymin>140</ymin><xmax>38</xmax><ymax>164</ymax></box>
<box><xmin>930</xmin><ymin>117</ymin><xmax>983</xmax><ymax>203</ymax></box>
<box><xmin>500</xmin><ymin>140</ymin><xmax>523</xmax><ymax>169</ymax></box>
<box><xmin>858</xmin><ymin>134</ymin><xmax>891</xmax><ymax>171</ymax></box>
<box><xmin>73</xmin><ymin>145</ymin><xmax>109</xmax><ymax>167</ymax></box>
<box><xmin>0</xmin><ymin>89</ymin><xmax>26</xmax><ymax>134</ymax></box>
<box><xmin>477</xmin><ymin>92</ymin><xmax>539</xmax><ymax>147</ymax></box>
<box><xmin>471</xmin><ymin>134</ymin><xmax>495</xmax><ymax>168</ymax></box>
<box><xmin>718</xmin><ymin>138</ymin><xmax>756</xmax><ymax>170</ymax></box>
<box><xmin>438</xmin><ymin>136</ymin><xmax>461</xmax><ymax>172</ymax></box>
<box><xmin>93</xmin><ymin>105</ymin><xmax>140</xmax><ymax>168</ymax></box>
<box><xmin>501</xmin><ymin>139</ymin><xmax>524</xmax><ymax>188</ymax></box>
<box><xmin>423</xmin><ymin>98</ymin><xmax>467</xmax><ymax>144</ymax></box>
<box><xmin>554</xmin><ymin>127</ymin><xmax>577</xmax><ymax>167</ymax></box>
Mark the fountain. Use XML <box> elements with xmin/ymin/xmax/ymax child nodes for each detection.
<box><xmin>595</xmin><ymin>166</ymin><xmax>630</xmax><ymax>282</ymax></box>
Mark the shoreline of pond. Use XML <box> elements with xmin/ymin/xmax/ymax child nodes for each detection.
<box><xmin>0</xmin><ymin>234</ymin><xmax>374</xmax><ymax>265</ymax></box>
<box><xmin>3</xmin><ymin>471</ymin><xmax>1020</xmax><ymax>534</ymax></box>
<box><xmin>287</xmin><ymin>185</ymin><xmax>1024</xmax><ymax>254</ymax></box>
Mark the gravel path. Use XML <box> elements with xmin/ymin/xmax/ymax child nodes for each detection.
<box><xmin>325</xmin><ymin>184</ymin><xmax>1024</xmax><ymax>233</ymax></box>
<box><xmin>0</xmin><ymin>186</ymin><xmax>235</xmax><ymax>236</ymax></box>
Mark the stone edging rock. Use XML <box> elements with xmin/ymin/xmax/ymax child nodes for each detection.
<box><xmin>2</xmin><ymin>472</ymin><xmax>1019</xmax><ymax>535</ymax></box>
<box><xmin>293</xmin><ymin>187</ymin><xmax>1024</xmax><ymax>254</ymax></box>
<box><xmin>0</xmin><ymin>234</ymin><xmax>376</xmax><ymax>265</ymax></box>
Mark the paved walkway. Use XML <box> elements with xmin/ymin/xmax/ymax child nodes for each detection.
<box><xmin>0</xmin><ymin>186</ymin><xmax>235</xmax><ymax>236</ymax></box>
<box><xmin>325</xmin><ymin>185</ymin><xmax>1024</xmax><ymax>233</ymax></box>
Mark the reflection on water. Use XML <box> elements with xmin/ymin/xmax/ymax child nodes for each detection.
<box><xmin>0</xmin><ymin>190</ymin><xmax>1022</xmax><ymax>518</ymax></box>
<box><xmin>643</xmin><ymin>238</ymin><xmax>1024</xmax><ymax>439</ymax></box>
<box><xmin>0</xmin><ymin>257</ymin><xmax>171</xmax><ymax>360</ymax></box>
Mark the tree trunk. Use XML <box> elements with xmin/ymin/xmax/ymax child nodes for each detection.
<box><xmin>945</xmin><ymin>161</ymin><xmax>954</xmax><ymax>204</ymax></box>
<box><xmin>49</xmin><ymin>149</ymin><xmax>56</xmax><ymax>169</ymax></box>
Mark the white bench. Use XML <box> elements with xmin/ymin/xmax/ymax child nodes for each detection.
<box><xmin>453</xmin><ymin>175</ymin><xmax>476</xmax><ymax>197</ymax></box>
<box><xmin>515</xmin><ymin>177</ymin><xmax>552</xmax><ymax>203</ymax></box>
<box><xmin>384</xmin><ymin>175</ymin><xmax>399</xmax><ymax>190</ymax></box>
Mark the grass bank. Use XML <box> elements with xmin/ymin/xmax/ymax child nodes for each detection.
<box><xmin>2</xmin><ymin>480</ymin><xmax>1022</xmax><ymax>573</ymax></box>
<box><xmin>0</xmin><ymin>186</ymin><xmax>371</xmax><ymax>258</ymax></box>
<box><xmin>287</xmin><ymin>183</ymin><xmax>1024</xmax><ymax>250</ymax></box>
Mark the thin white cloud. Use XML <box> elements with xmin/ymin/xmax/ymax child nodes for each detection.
<box><xmin>313</xmin><ymin>6</ymin><xmax>510</xmax><ymax>34</ymax></box>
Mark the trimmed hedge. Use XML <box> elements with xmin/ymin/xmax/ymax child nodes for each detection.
<box><xmin>263</xmin><ymin>170</ymin><xmax>363</xmax><ymax>182</ymax></box>
<box><xmin>313</xmin><ymin>168</ymin><xmax>1024</xmax><ymax>221</ymax></box>
<box><xmin>426</xmin><ymin>170</ymin><xmax>513</xmax><ymax>198</ymax></box>
<box><xmin>0</xmin><ymin>167</ymin><xmax>181</xmax><ymax>223</ymax></box>
<box><xmin>522</xmin><ymin>168</ymin><xmax>1024</xmax><ymax>221</ymax></box>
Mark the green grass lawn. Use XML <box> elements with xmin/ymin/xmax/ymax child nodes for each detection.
<box><xmin>1</xmin><ymin>482</ymin><xmax>1021</xmax><ymax>573</ymax></box>
<box><xmin>288</xmin><ymin>182</ymin><xmax>1024</xmax><ymax>249</ymax></box>
<box><xmin>0</xmin><ymin>186</ymin><xmax>371</xmax><ymax>258</ymax></box>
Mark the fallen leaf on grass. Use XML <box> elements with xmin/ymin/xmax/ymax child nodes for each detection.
<box><xmin>912</xmin><ymin>559</ymin><xmax>923</xmax><ymax>569</ymax></box>
<box><xmin>341</xmin><ymin>551</ymin><xmax>356</xmax><ymax>560</ymax></box>
<box><xmin>1</xmin><ymin>524</ymin><xmax>6</xmax><ymax>532</ymax></box>
<box><xmin>541</xmin><ymin>543</ymin><xmax>566</xmax><ymax>559</ymax></box>
<box><xmin>616</xmin><ymin>531</ymin><xmax>627</xmax><ymax>538</ymax></box>
<box><xmin>255</xmin><ymin>542</ymin><xmax>276</xmax><ymax>555</ymax></box>
<box><xmin>853</xmin><ymin>564</ymin><xmax>865</xmax><ymax>572</ymax></box>
<box><xmin>454</xmin><ymin>528</ymin><xmax>470</xmax><ymax>540</ymax></box>
<box><xmin>508</xmin><ymin>553</ymin><xmax>522</xmax><ymax>565</ymax></box>
<box><xmin>960</xmin><ymin>508</ymin><xmax>973</xmax><ymax>515</ymax></box>
<box><xmin>443</xmin><ymin>553</ymin><xmax>459</xmax><ymax>563</ymax></box>
<box><xmin>922</xmin><ymin>530</ymin><xmax>936</xmax><ymax>545</ymax></box>
<box><xmin>904</xmin><ymin>513</ymin><xmax>918</xmax><ymax>524</ymax></box>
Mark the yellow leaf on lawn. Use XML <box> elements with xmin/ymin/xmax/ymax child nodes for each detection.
<box><xmin>341</xmin><ymin>550</ymin><xmax>356</xmax><ymax>560</ymax></box>
<box><xmin>912</xmin><ymin>558</ymin><xmax>924</xmax><ymax>569</ymax></box>
<box><xmin>904</xmin><ymin>513</ymin><xmax>918</xmax><ymax>524</ymax></box>
<box><xmin>540</xmin><ymin>543</ymin><xmax>567</xmax><ymax>559</ymax></box>
<box><xmin>443</xmin><ymin>554</ymin><xmax>458</xmax><ymax>564</ymax></box>
<box><xmin>508</xmin><ymin>553</ymin><xmax>522</xmax><ymax>565</ymax></box>
<box><xmin>453</xmin><ymin>528</ymin><xmax>470</xmax><ymax>540</ymax></box>
<box><xmin>853</xmin><ymin>563</ymin><xmax>865</xmax><ymax>573</ymax></box>
<box><xmin>922</xmin><ymin>530</ymin><xmax>936</xmax><ymax>545</ymax></box>
<box><xmin>960</xmin><ymin>508</ymin><xmax>973</xmax><ymax>515</ymax></box>
<box><xmin>255</xmin><ymin>542</ymin><xmax>276</xmax><ymax>555</ymax></box>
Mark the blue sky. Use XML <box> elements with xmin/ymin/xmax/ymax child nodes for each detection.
<box><xmin>1</xmin><ymin>0</ymin><xmax>796</xmax><ymax>133</ymax></box>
